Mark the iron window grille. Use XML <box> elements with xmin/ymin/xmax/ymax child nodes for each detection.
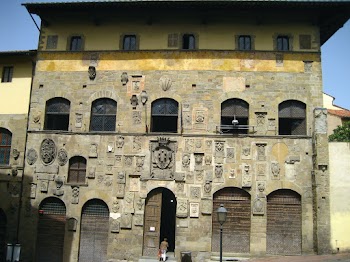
<box><xmin>1</xmin><ymin>66</ymin><xmax>13</xmax><ymax>83</ymax></box>
<box><xmin>182</xmin><ymin>34</ymin><xmax>196</xmax><ymax>50</ymax></box>
<box><xmin>0</xmin><ymin>128</ymin><xmax>12</xmax><ymax>165</ymax></box>
<box><xmin>220</xmin><ymin>98</ymin><xmax>249</xmax><ymax>134</ymax></box>
<box><xmin>90</xmin><ymin>98</ymin><xmax>117</xmax><ymax>131</ymax></box>
<box><xmin>151</xmin><ymin>98</ymin><xmax>178</xmax><ymax>133</ymax></box>
<box><xmin>70</xmin><ymin>36</ymin><xmax>83</xmax><ymax>51</ymax></box>
<box><xmin>68</xmin><ymin>156</ymin><xmax>87</xmax><ymax>184</ymax></box>
<box><xmin>123</xmin><ymin>35</ymin><xmax>137</xmax><ymax>50</ymax></box>
<box><xmin>44</xmin><ymin>97</ymin><xmax>70</xmax><ymax>131</ymax></box>
<box><xmin>238</xmin><ymin>35</ymin><xmax>251</xmax><ymax>51</ymax></box>
<box><xmin>82</xmin><ymin>199</ymin><xmax>109</xmax><ymax>217</ymax></box>
<box><xmin>39</xmin><ymin>197</ymin><xmax>66</xmax><ymax>215</ymax></box>
<box><xmin>278</xmin><ymin>100</ymin><xmax>306</xmax><ymax>135</ymax></box>
<box><xmin>277</xmin><ymin>36</ymin><xmax>290</xmax><ymax>51</ymax></box>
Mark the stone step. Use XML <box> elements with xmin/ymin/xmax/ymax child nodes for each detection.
<box><xmin>139</xmin><ymin>252</ymin><xmax>176</xmax><ymax>262</ymax></box>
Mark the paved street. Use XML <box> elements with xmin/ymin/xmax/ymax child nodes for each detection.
<box><xmin>247</xmin><ymin>253</ymin><xmax>350</xmax><ymax>262</ymax></box>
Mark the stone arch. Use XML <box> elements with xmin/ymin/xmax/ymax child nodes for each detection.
<box><xmin>78</xmin><ymin>198</ymin><xmax>109</xmax><ymax>262</ymax></box>
<box><xmin>88</xmin><ymin>90</ymin><xmax>120</xmax><ymax>105</ymax></box>
<box><xmin>143</xmin><ymin>187</ymin><xmax>177</xmax><ymax>256</ymax></box>
<box><xmin>212</xmin><ymin>187</ymin><xmax>251</xmax><ymax>253</ymax></box>
<box><xmin>266</xmin><ymin>189</ymin><xmax>302</xmax><ymax>255</ymax></box>
<box><xmin>36</xmin><ymin>197</ymin><xmax>66</xmax><ymax>262</ymax></box>
<box><xmin>265</xmin><ymin>181</ymin><xmax>302</xmax><ymax>196</ymax></box>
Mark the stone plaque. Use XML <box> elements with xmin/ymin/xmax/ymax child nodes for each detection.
<box><xmin>201</xmin><ymin>199</ymin><xmax>212</xmax><ymax>215</ymax></box>
<box><xmin>176</xmin><ymin>198</ymin><xmax>188</xmax><ymax>218</ymax></box>
<box><xmin>40</xmin><ymin>138</ymin><xmax>57</xmax><ymax>165</ymax></box>
<box><xmin>190</xmin><ymin>202</ymin><xmax>200</xmax><ymax>218</ymax></box>
<box><xmin>121</xmin><ymin>213</ymin><xmax>132</xmax><ymax>229</ymax></box>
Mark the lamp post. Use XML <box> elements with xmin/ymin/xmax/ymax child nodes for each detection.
<box><xmin>140</xmin><ymin>90</ymin><xmax>148</xmax><ymax>132</ymax></box>
<box><xmin>216</xmin><ymin>204</ymin><xmax>227</xmax><ymax>262</ymax></box>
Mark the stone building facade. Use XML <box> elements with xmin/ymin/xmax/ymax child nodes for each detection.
<box><xmin>0</xmin><ymin>50</ymin><xmax>36</xmax><ymax>261</ymax></box>
<box><xmin>16</xmin><ymin>1</ymin><xmax>350</xmax><ymax>261</ymax></box>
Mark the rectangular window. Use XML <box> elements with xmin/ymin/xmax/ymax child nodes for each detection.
<box><xmin>1</xmin><ymin>66</ymin><xmax>13</xmax><ymax>83</ymax></box>
<box><xmin>46</xmin><ymin>35</ymin><xmax>58</xmax><ymax>49</ymax></box>
<box><xmin>168</xmin><ymin>33</ymin><xmax>179</xmax><ymax>47</ymax></box>
<box><xmin>123</xmin><ymin>35</ymin><xmax>137</xmax><ymax>50</ymax></box>
<box><xmin>277</xmin><ymin>36</ymin><xmax>289</xmax><ymax>51</ymax></box>
<box><xmin>70</xmin><ymin>36</ymin><xmax>83</xmax><ymax>51</ymax></box>
<box><xmin>182</xmin><ymin>34</ymin><xmax>196</xmax><ymax>50</ymax></box>
<box><xmin>238</xmin><ymin>35</ymin><xmax>251</xmax><ymax>50</ymax></box>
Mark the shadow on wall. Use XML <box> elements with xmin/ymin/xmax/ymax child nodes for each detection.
<box><xmin>0</xmin><ymin>170</ymin><xmax>75</xmax><ymax>262</ymax></box>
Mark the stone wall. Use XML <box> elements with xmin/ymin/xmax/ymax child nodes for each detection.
<box><xmin>19</xmin><ymin>50</ymin><xmax>329</xmax><ymax>261</ymax></box>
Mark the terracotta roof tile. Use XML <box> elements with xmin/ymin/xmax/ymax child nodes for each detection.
<box><xmin>328</xmin><ymin>109</ymin><xmax>350</xmax><ymax>118</ymax></box>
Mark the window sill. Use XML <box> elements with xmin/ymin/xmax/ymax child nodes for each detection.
<box><xmin>65</xmin><ymin>182</ymin><xmax>88</xmax><ymax>187</ymax></box>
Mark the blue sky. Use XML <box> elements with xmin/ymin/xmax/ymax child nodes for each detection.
<box><xmin>1</xmin><ymin>0</ymin><xmax>349</xmax><ymax>109</ymax></box>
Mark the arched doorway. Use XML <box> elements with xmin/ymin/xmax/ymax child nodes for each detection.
<box><xmin>212</xmin><ymin>187</ymin><xmax>251</xmax><ymax>253</ymax></box>
<box><xmin>36</xmin><ymin>197</ymin><xmax>66</xmax><ymax>262</ymax></box>
<box><xmin>266</xmin><ymin>189</ymin><xmax>301</xmax><ymax>255</ymax></box>
<box><xmin>0</xmin><ymin>209</ymin><xmax>6</xmax><ymax>262</ymax></box>
<box><xmin>78</xmin><ymin>199</ymin><xmax>109</xmax><ymax>262</ymax></box>
<box><xmin>143</xmin><ymin>188</ymin><xmax>176</xmax><ymax>257</ymax></box>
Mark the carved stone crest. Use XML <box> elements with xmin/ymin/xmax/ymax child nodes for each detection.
<box><xmin>54</xmin><ymin>176</ymin><xmax>64</xmax><ymax>196</ymax></box>
<box><xmin>57</xmin><ymin>148</ymin><xmax>68</xmax><ymax>166</ymax></box>
<box><xmin>116</xmin><ymin>136</ymin><xmax>124</xmax><ymax>149</ymax></box>
<box><xmin>182</xmin><ymin>154</ymin><xmax>190</xmax><ymax>168</ymax></box>
<box><xmin>72</xmin><ymin>186</ymin><xmax>79</xmax><ymax>204</ymax></box>
<box><xmin>215</xmin><ymin>165</ymin><xmax>223</xmax><ymax>178</ymax></box>
<box><xmin>159</xmin><ymin>76</ymin><xmax>172</xmax><ymax>91</ymax></box>
<box><xmin>271</xmin><ymin>162</ymin><xmax>280</xmax><ymax>179</ymax></box>
<box><xmin>26</xmin><ymin>148</ymin><xmax>38</xmax><ymax>165</ymax></box>
<box><xmin>88</xmin><ymin>66</ymin><xmax>96</xmax><ymax>80</ymax></box>
<box><xmin>150</xmin><ymin>137</ymin><xmax>176</xmax><ymax>180</ymax></box>
<box><xmin>40</xmin><ymin>139</ymin><xmax>56</xmax><ymax>165</ymax></box>
<box><xmin>253</xmin><ymin>197</ymin><xmax>265</xmax><ymax>215</ymax></box>
<box><xmin>176</xmin><ymin>198</ymin><xmax>188</xmax><ymax>218</ymax></box>
<box><xmin>121</xmin><ymin>72</ymin><xmax>128</xmax><ymax>85</ymax></box>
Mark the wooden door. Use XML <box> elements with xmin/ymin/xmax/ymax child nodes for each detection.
<box><xmin>143</xmin><ymin>189</ymin><xmax>162</xmax><ymax>256</ymax></box>
<box><xmin>212</xmin><ymin>187</ymin><xmax>251</xmax><ymax>253</ymax></box>
<box><xmin>79</xmin><ymin>199</ymin><xmax>109</xmax><ymax>262</ymax></box>
<box><xmin>267</xmin><ymin>189</ymin><xmax>301</xmax><ymax>255</ymax></box>
<box><xmin>36</xmin><ymin>198</ymin><xmax>66</xmax><ymax>262</ymax></box>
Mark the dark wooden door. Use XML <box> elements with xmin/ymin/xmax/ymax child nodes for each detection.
<box><xmin>36</xmin><ymin>198</ymin><xmax>66</xmax><ymax>262</ymax></box>
<box><xmin>79</xmin><ymin>199</ymin><xmax>109</xmax><ymax>262</ymax></box>
<box><xmin>212</xmin><ymin>187</ymin><xmax>251</xmax><ymax>253</ymax></box>
<box><xmin>267</xmin><ymin>189</ymin><xmax>302</xmax><ymax>255</ymax></box>
<box><xmin>143</xmin><ymin>189</ymin><xmax>162</xmax><ymax>256</ymax></box>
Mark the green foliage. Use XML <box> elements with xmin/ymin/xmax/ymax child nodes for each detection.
<box><xmin>329</xmin><ymin>121</ymin><xmax>350</xmax><ymax>142</ymax></box>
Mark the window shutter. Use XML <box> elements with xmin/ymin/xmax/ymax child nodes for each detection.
<box><xmin>168</xmin><ymin>33</ymin><xmax>179</xmax><ymax>48</ymax></box>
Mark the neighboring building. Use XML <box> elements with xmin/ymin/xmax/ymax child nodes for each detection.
<box><xmin>0</xmin><ymin>50</ymin><xmax>36</xmax><ymax>260</ymax></box>
<box><xmin>14</xmin><ymin>1</ymin><xmax>350</xmax><ymax>261</ymax></box>
<box><xmin>323</xmin><ymin>93</ymin><xmax>350</xmax><ymax>136</ymax></box>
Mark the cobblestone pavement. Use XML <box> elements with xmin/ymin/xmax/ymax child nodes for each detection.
<box><xmin>246</xmin><ymin>253</ymin><xmax>350</xmax><ymax>262</ymax></box>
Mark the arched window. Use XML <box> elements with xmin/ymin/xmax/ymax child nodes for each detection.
<box><xmin>79</xmin><ymin>199</ymin><xmax>109</xmax><ymax>262</ymax></box>
<box><xmin>182</xmin><ymin>34</ymin><xmax>196</xmax><ymax>50</ymax></box>
<box><xmin>151</xmin><ymin>98</ymin><xmax>178</xmax><ymax>133</ymax></box>
<box><xmin>278</xmin><ymin>100</ymin><xmax>306</xmax><ymax>135</ymax></box>
<box><xmin>68</xmin><ymin>156</ymin><xmax>86</xmax><ymax>184</ymax></box>
<box><xmin>90</xmin><ymin>98</ymin><xmax>117</xmax><ymax>131</ymax></box>
<box><xmin>267</xmin><ymin>189</ymin><xmax>301</xmax><ymax>255</ymax></box>
<box><xmin>36</xmin><ymin>197</ymin><xmax>66</xmax><ymax>262</ymax></box>
<box><xmin>44</xmin><ymin>97</ymin><xmax>70</xmax><ymax>131</ymax></box>
<box><xmin>221</xmin><ymin>98</ymin><xmax>249</xmax><ymax>134</ymax></box>
<box><xmin>212</xmin><ymin>187</ymin><xmax>251</xmax><ymax>253</ymax></box>
<box><xmin>0</xmin><ymin>128</ymin><xmax>12</xmax><ymax>165</ymax></box>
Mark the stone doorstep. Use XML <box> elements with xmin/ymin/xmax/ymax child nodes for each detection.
<box><xmin>139</xmin><ymin>252</ymin><xmax>176</xmax><ymax>262</ymax></box>
<box><xmin>210</xmin><ymin>256</ymin><xmax>250</xmax><ymax>261</ymax></box>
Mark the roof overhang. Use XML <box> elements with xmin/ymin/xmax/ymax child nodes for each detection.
<box><xmin>23</xmin><ymin>0</ymin><xmax>350</xmax><ymax>45</ymax></box>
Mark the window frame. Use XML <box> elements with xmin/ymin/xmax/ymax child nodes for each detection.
<box><xmin>151</xmin><ymin>98</ymin><xmax>179</xmax><ymax>133</ymax></box>
<box><xmin>120</xmin><ymin>34</ymin><xmax>139</xmax><ymax>50</ymax></box>
<box><xmin>67</xmin><ymin>156</ymin><xmax>87</xmax><ymax>184</ymax></box>
<box><xmin>181</xmin><ymin>33</ymin><xmax>197</xmax><ymax>50</ymax></box>
<box><xmin>0</xmin><ymin>128</ymin><xmax>12</xmax><ymax>166</ymax></box>
<box><xmin>276</xmin><ymin>35</ymin><xmax>290</xmax><ymax>51</ymax></box>
<box><xmin>220</xmin><ymin>98</ymin><xmax>250</xmax><ymax>134</ymax></box>
<box><xmin>1</xmin><ymin>66</ymin><xmax>13</xmax><ymax>83</ymax></box>
<box><xmin>67</xmin><ymin>35</ymin><xmax>84</xmax><ymax>51</ymax></box>
<box><xmin>44</xmin><ymin>97</ymin><xmax>71</xmax><ymax>131</ymax></box>
<box><xmin>238</xmin><ymin>35</ymin><xmax>252</xmax><ymax>51</ymax></box>
<box><xmin>90</xmin><ymin>98</ymin><xmax>117</xmax><ymax>132</ymax></box>
<box><xmin>278</xmin><ymin>100</ymin><xmax>306</xmax><ymax>135</ymax></box>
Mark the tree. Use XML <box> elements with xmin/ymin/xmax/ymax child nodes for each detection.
<box><xmin>329</xmin><ymin>121</ymin><xmax>350</xmax><ymax>142</ymax></box>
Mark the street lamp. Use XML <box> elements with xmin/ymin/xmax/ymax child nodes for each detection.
<box><xmin>6</xmin><ymin>243</ymin><xmax>21</xmax><ymax>262</ymax></box>
<box><xmin>216</xmin><ymin>204</ymin><xmax>227</xmax><ymax>262</ymax></box>
<box><xmin>140</xmin><ymin>90</ymin><xmax>149</xmax><ymax>132</ymax></box>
